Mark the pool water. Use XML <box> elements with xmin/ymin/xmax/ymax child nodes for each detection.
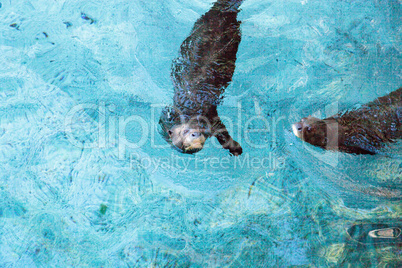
<box><xmin>0</xmin><ymin>0</ymin><xmax>401</xmax><ymax>266</ymax></box>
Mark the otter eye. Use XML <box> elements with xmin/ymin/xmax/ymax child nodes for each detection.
<box><xmin>183</xmin><ymin>129</ymin><xmax>189</xmax><ymax>135</ymax></box>
<box><xmin>168</xmin><ymin>130</ymin><xmax>173</xmax><ymax>136</ymax></box>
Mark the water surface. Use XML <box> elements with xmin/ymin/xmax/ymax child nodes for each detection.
<box><xmin>0</xmin><ymin>0</ymin><xmax>401</xmax><ymax>266</ymax></box>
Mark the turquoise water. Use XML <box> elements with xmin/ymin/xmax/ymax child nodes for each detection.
<box><xmin>0</xmin><ymin>0</ymin><xmax>401</xmax><ymax>266</ymax></box>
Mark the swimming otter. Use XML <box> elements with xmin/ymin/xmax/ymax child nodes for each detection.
<box><xmin>292</xmin><ymin>87</ymin><xmax>402</xmax><ymax>154</ymax></box>
<box><xmin>159</xmin><ymin>0</ymin><xmax>243</xmax><ymax>156</ymax></box>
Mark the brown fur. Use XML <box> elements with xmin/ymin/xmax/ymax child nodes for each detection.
<box><xmin>293</xmin><ymin>87</ymin><xmax>402</xmax><ymax>154</ymax></box>
<box><xmin>159</xmin><ymin>0</ymin><xmax>243</xmax><ymax>155</ymax></box>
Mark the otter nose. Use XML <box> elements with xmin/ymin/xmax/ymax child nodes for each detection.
<box><xmin>191</xmin><ymin>132</ymin><xmax>201</xmax><ymax>138</ymax></box>
<box><xmin>292</xmin><ymin>122</ymin><xmax>303</xmax><ymax>138</ymax></box>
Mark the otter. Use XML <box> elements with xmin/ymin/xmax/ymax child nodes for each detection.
<box><xmin>159</xmin><ymin>0</ymin><xmax>243</xmax><ymax>156</ymax></box>
<box><xmin>292</xmin><ymin>87</ymin><xmax>402</xmax><ymax>154</ymax></box>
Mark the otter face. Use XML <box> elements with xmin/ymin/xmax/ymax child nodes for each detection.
<box><xmin>292</xmin><ymin>116</ymin><xmax>328</xmax><ymax>147</ymax></box>
<box><xmin>168</xmin><ymin>123</ymin><xmax>206</xmax><ymax>154</ymax></box>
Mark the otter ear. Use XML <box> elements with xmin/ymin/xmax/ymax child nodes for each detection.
<box><xmin>168</xmin><ymin>129</ymin><xmax>173</xmax><ymax>136</ymax></box>
<box><xmin>307</xmin><ymin>126</ymin><xmax>314</xmax><ymax>132</ymax></box>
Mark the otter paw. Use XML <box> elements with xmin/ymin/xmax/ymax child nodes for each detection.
<box><xmin>228</xmin><ymin>140</ymin><xmax>242</xmax><ymax>156</ymax></box>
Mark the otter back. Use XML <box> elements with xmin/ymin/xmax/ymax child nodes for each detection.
<box><xmin>332</xmin><ymin>87</ymin><xmax>401</xmax><ymax>154</ymax></box>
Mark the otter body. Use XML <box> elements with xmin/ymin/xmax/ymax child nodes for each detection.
<box><xmin>160</xmin><ymin>0</ymin><xmax>243</xmax><ymax>155</ymax></box>
<box><xmin>293</xmin><ymin>87</ymin><xmax>402</xmax><ymax>154</ymax></box>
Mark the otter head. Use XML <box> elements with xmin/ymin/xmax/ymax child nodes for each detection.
<box><xmin>159</xmin><ymin>106</ymin><xmax>210</xmax><ymax>154</ymax></box>
<box><xmin>168</xmin><ymin>123</ymin><xmax>206</xmax><ymax>154</ymax></box>
<box><xmin>292</xmin><ymin>116</ymin><xmax>328</xmax><ymax>148</ymax></box>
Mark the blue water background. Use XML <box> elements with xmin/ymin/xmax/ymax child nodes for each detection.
<box><xmin>0</xmin><ymin>0</ymin><xmax>401</xmax><ymax>266</ymax></box>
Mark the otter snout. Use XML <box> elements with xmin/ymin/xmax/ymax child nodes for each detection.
<box><xmin>292</xmin><ymin>122</ymin><xmax>303</xmax><ymax>138</ymax></box>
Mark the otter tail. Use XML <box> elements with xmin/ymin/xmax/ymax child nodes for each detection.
<box><xmin>212</xmin><ymin>0</ymin><xmax>244</xmax><ymax>12</ymax></box>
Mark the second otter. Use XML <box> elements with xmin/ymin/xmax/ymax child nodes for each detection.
<box><xmin>292</xmin><ymin>87</ymin><xmax>402</xmax><ymax>155</ymax></box>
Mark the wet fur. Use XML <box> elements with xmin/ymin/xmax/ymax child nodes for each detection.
<box><xmin>159</xmin><ymin>0</ymin><xmax>243</xmax><ymax>155</ymax></box>
<box><xmin>294</xmin><ymin>87</ymin><xmax>402</xmax><ymax>154</ymax></box>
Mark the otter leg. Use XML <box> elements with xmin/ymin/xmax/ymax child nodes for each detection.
<box><xmin>212</xmin><ymin>118</ymin><xmax>242</xmax><ymax>156</ymax></box>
